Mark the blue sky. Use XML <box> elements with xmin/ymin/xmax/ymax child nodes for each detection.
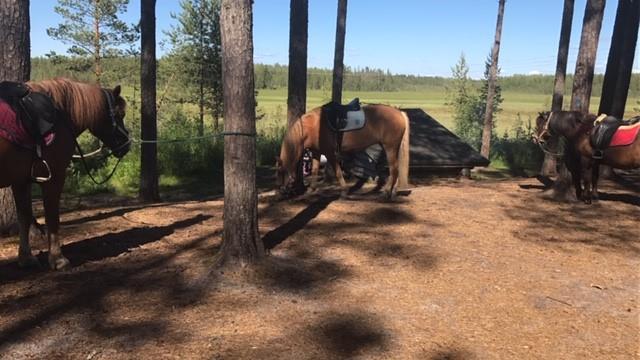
<box><xmin>30</xmin><ymin>0</ymin><xmax>639</xmax><ymax>78</ymax></box>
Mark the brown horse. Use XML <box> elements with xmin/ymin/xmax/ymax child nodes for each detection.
<box><xmin>0</xmin><ymin>78</ymin><xmax>130</xmax><ymax>269</ymax></box>
<box><xmin>534</xmin><ymin>111</ymin><xmax>640</xmax><ymax>203</ymax></box>
<box><xmin>276</xmin><ymin>103</ymin><xmax>410</xmax><ymax>199</ymax></box>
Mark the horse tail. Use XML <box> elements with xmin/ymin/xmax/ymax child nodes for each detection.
<box><xmin>396</xmin><ymin>111</ymin><xmax>411</xmax><ymax>189</ymax></box>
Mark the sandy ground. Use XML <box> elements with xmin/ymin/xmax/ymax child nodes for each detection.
<box><xmin>0</xmin><ymin>176</ymin><xmax>638</xmax><ymax>359</ymax></box>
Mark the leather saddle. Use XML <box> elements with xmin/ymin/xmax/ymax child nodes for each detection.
<box><xmin>0</xmin><ymin>81</ymin><xmax>57</xmax><ymax>146</ymax></box>
<box><xmin>324</xmin><ymin>98</ymin><xmax>364</xmax><ymax>132</ymax></box>
<box><xmin>590</xmin><ymin>114</ymin><xmax>640</xmax><ymax>159</ymax></box>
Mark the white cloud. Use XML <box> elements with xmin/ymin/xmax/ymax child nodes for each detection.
<box><xmin>528</xmin><ymin>70</ymin><xmax>542</xmax><ymax>75</ymax></box>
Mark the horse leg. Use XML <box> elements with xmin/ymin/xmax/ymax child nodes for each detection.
<box><xmin>11</xmin><ymin>183</ymin><xmax>40</xmax><ymax>268</ymax></box>
<box><xmin>309</xmin><ymin>152</ymin><xmax>321</xmax><ymax>191</ymax></box>
<box><xmin>581</xmin><ymin>159</ymin><xmax>593</xmax><ymax>204</ymax></box>
<box><xmin>591</xmin><ymin>163</ymin><xmax>600</xmax><ymax>202</ymax></box>
<box><xmin>382</xmin><ymin>146</ymin><xmax>400</xmax><ymax>200</ymax></box>
<box><xmin>325</xmin><ymin>152</ymin><xmax>348</xmax><ymax>195</ymax></box>
<box><xmin>41</xmin><ymin>179</ymin><xmax>70</xmax><ymax>270</ymax></box>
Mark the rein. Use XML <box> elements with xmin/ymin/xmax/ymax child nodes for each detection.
<box><xmin>65</xmin><ymin>89</ymin><xmax>127</xmax><ymax>186</ymax></box>
<box><xmin>72</xmin><ymin>139</ymin><xmax>123</xmax><ymax>185</ymax></box>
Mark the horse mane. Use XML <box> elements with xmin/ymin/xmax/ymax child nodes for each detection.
<box><xmin>280</xmin><ymin>116</ymin><xmax>305</xmax><ymax>169</ymax></box>
<box><xmin>550</xmin><ymin>111</ymin><xmax>596</xmax><ymax>137</ymax></box>
<box><xmin>27</xmin><ymin>78</ymin><xmax>106</xmax><ymax>130</ymax></box>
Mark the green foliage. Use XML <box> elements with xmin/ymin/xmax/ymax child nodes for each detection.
<box><xmin>47</xmin><ymin>0</ymin><xmax>137</xmax><ymax>83</ymax></box>
<box><xmin>491</xmin><ymin>114</ymin><xmax>544</xmax><ymax>176</ymax></box>
<box><xmin>448</xmin><ymin>54</ymin><xmax>503</xmax><ymax>150</ymax></box>
<box><xmin>164</xmin><ymin>0</ymin><xmax>223</xmax><ymax>131</ymax></box>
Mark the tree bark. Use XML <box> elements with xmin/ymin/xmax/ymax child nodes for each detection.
<box><xmin>598</xmin><ymin>0</ymin><xmax>640</xmax><ymax>118</ymax></box>
<box><xmin>93</xmin><ymin>0</ymin><xmax>102</xmax><ymax>85</ymax></box>
<box><xmin>198</xmin><ymin>0</ymin><xmax>205</xmax><ymax>137</ymax></box>
<box><xmin>480</xmin><ymin>0</ymin><xmax>506</xmax><ymax>158</ymax></box>
<box><xmin>287</xmin><ymin>0</ymin><xmax>308</xmax><ymax>192</ymax></box>
<box><xmin>0</xmin><ymin>0</ymin><xmax>30</xmax><ymax>235</ymax></box>
<box><xmin>331</xmin><ymin>0</ymin><xmax>348</xmax><ymax>103</ymax></box>
<box><xmin>287</xmin><ymin>0</ymin><xmax>308</xmax><ymax>126</ymax></box>
<box><xmin>570</xmin><ymin>0</ymin><xmax>606</xmax><ymax>113</ymax></box>
<box><xmin>542</xmin><ymin>0</ymin><xmax>575</xmax><ymax>177</ymax></box>
<box><xmin>140</xmin><ymin>0</ymin><xmax>160</xmax><ymax>202</ymax></box>
<box><xmin>218</xmin><ymin>0</ymin><xmax>263</xmax><ymax>267</ymax></box>
<box><xmin>551</xmin><ymin>0</ymin><xmax>606</xmax><ymax>201</ymax></box>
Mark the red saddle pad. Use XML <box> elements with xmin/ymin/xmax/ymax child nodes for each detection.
<box><xmin>610</xmin><ymin>123</ymin><xmax>640</xmax><ymax>147</ymax></box>
<box><xmin>0</xmin><ymin>99</ymin><xmax>32</xmax><ymax>146</ymax></box>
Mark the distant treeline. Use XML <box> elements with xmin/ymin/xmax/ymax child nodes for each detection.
<box><xmin>31</xmin><ymin>56</ymin><xmax>640</xmax><ymax>97</ymax></box>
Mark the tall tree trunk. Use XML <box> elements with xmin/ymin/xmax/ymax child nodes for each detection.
<box><xmin>140</xmin><ymin>0</ymin><xmax>160</xmax><ymax>202</ymax></box>
<box><xmin>331</xmin><ymin>0</ymin><xmax>348</xmax><ymax>103</ymax></box>
<box><xmin>551</xmin><ymin>0</ymin><xmax>606</xmax><ymax>201</ymax></box>
<box><xmin>0</xmin><ymin>0</ymin><xmax>30</xmax><ymax>235</ymax></box>
<box><xmin>287</xmin><ymin>0</ymin><xmax>308</xmax><ymax>192</ymax></box>
<box><xmin>218</xmin><ymin>0</ymin><xmax>263</xmax><ymax>267</ymax></box>
<box><xmin>287</xmin><ymin>0</ymin><xmax>308</xmax><ymax>126</ymax></box>
<box><xmin>198</xmin><ymin>0</ymin><xmax>205</xmax><ymax>137</ymax></box>
<box><xmin>542</xmin><ymin>0</ymin><xmax>575</xmax><ymax>177</ymax></box>
<box><xmin>93</xmin><ymin>0</ymin><xmax>102</xmax><ymax>85</ymax></box>
<box><xmin>598</xmin><ymin>0</ymin><xmax>639</xmax><ymax>179</ymax></box>
<box><xmin>480</xmin><ymin>0</ymin><xmax>506</xmax><ymax>158</ymax></box>
<box><xmin>570</xmin><ymin>0</ymin><xmax>606</xmax><ymax>113</ymax></box>
<box><xmin>599</xmin><ymin>0</ymin><xmax>640</xmax><ymax>118</ymax></box>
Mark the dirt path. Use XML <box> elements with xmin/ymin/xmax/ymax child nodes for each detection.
<box><xmin>0</xmin><ymin>177</ymin><xmax>638</xmax><ymax>359</ymax></box>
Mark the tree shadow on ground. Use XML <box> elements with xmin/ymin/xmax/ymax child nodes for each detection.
<box><xmin>597</xmin><ymin>191</ymin><xmax>640</xmax><ymax>207</ymax></box>
<box><xmin>506</xmin><ymin>188</ymin><xmax>639</xmax><ymax>255</ymax></box>
<box><xmin>0</xmin><ymin>214</ymin><xmax>212</xmax><ymax>284</ymax></box>
<box><xmin>262</xmin><ymin>194</ymin><xmax>339</xmax><ymax>250</ymax></box>
<box><xmin>0</xmin><ymin>222</ymin><xmax>221</xmax><ymax>355</ymax></box>
<box><xmin>213</xmin><ymin>309</ymin><xmax>391</xmax><ymax>359</ymax></box>
<box><xmin>426</xmin><ymin>348</ymin><xmax>477</xmax><ymax>359</ymax></box>
<box><xmin>309</xmin><ymin>311</ymin><xmax>390</xmax><ymax>358</ymax></box>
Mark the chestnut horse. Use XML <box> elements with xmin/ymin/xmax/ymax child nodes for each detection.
<box><xmin>276</xmin><ymin>103</ymin><xmax>410</xmax><ymax>199</ymax></box>
<box><xmin>0</xmin><ymin>78</ymin><xmax>130</xmax><ymax>269</ymax></box>
<box><xmin>534</xmin><ymin>111</ymin><xmax>640</xmax><ymax>203</ymax></box>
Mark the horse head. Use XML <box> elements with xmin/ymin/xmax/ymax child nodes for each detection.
<box><xmin>275</xmin><ymin>156</ymin><xmax>299</xmax><ymax>197</ymax></box>
<box><xmin>90</xmin><ymin>85</ymin><xmax>131</xmax><ymax>158</ymax></box>
<box><xmin>533</xmin><ymin>111</ymin><xmax>552</xmax><ymax>145</ymax></box>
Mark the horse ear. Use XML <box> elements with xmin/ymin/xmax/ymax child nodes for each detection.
<box><xmin>113</xmin><ymin>85</ymin><xmax>121</xmax><ymax>97</ymax></box>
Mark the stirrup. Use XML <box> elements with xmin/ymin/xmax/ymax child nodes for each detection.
<box><xmin>31</xmin><ymin>159</ymin><xmax>52</xmax><ymax>183</ymax></box>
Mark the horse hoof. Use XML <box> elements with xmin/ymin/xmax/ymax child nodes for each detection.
<box><xmin>49</xmin><ymin>256</ymin><xmax>70</xmax><ymax>270</ymax></box>
<box><xmin>18</xmin><ymin>254</ymin><xmax>41</xmax><ymax>269</ymax></box>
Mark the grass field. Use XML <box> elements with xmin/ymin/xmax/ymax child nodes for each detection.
<box><xmin>256</xmin><ymin>88</ymin><xmax>640</xmax><ymax>136</ymax></box>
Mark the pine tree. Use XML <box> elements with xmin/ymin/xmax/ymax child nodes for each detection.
<box><xmin>450</xmin><ymin>54</ymin><xmax>502</xmax><ymax>151</ymax></box>
<box><xmin>166</xmin><ymin>0</ymin><xmax>223</xmax><ymax>134</ymax></box>
<box><xmin>47</xmin><ymin>0</ymin><xmax>137</xmax><ymax>84</ymax></box>
<box><xmin>217</xmin><ymin>0</ymin><xmax>263</xmax><ymax>267</ymax></box>
<box><xmin>0</xmin><ymin>0</ymin><xmax>30</xmax><ymax>235</ymax></box>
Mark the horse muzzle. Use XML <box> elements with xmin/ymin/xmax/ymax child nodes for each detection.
<box><xmin>110</xmin><ymin>138</ymin><xmax>131</xmax><ymax>158</ymax></box>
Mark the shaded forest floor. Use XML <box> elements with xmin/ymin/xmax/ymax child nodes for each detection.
<box><xmin>0</xmin><ymin>174</ymin><xmax>638</xmax><ymax>359</ymax></box>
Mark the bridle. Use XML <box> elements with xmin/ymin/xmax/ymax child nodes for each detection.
<box><xmin>102</xmin><ymin>89</ymin><xmax>131</xmax><ymax>155</ymax></box>
<box><xmin>70</xmin><ymin>89</ymin><xmax>130</xmax><ymax>185</ymax></box>
<box><xmin>533</xmin><ymin>111</ymin><xmax>564</xmax><ymax>157</ymax></box>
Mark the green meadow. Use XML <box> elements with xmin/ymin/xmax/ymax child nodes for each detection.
<box><xmin>256</xmin><ymin>88</ymin><xmax>640</xmax><ymax>136</ymax></box>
